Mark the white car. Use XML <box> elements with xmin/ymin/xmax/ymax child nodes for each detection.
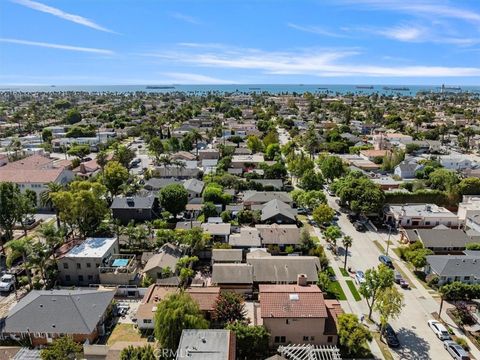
<box><xmin>428</xmin><ymin>320</ymin><xmax>451</xmax><ymax>340</ymax></box>
<box><xmin>0</xmin><ymin>274</ymin><xmax>15</xmax><ymax>292</ymax></box>
<box><xmin>355</xmin><ymin>271</ymin><xmax>366</xmax><ymax>285</ymax></box>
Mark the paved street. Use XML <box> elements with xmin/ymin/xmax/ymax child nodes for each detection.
<box><xmin>316</xmin><ymin>193</ymin><xmax>458</xmax><ymax>360</ymax></box>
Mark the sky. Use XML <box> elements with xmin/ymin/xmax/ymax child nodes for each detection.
<box><xmin>1</xmin><ymin>0</ymin><xmax>480</xmax><ymax>85</ymax></box>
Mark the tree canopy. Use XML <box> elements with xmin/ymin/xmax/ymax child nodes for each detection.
<box><xmin>159</xmin><ymin>184</ymin><xmax>188</xmax><ymax>218</ymax></box>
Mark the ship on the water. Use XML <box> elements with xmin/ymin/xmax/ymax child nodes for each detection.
<box><xmin>383</xmin><ymin>86</ymin><xmax>410</xmax><ymax>91</ymax></box>
<box><xmin>356</xmin><ymin>85</ymin><xmax>374</xmax><ymax>89</ymax></box>
<box><xmin>441</xmin><ymin>84</ymin><xmax>461</xmax><ymax>92</ymax></box>
<box><xmin>146</xmin><ymin>86</ymin><xmax>175</xmax><ymax>89</ymax></box>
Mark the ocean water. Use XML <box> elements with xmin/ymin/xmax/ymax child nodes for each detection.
<box><xmin>1</xmin><ymin>84</ymin><xmax>479</xmax><ymax>96</ymax></box>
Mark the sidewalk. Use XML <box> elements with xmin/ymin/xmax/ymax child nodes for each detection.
<box><xmin>312</xmin><ymin>225</ymin><xmax>385</xmax><ymax>360</ymax></box>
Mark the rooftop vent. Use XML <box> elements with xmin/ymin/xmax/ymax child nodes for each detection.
<box><xmin>289</xmin><ymin>293</ymin><xmax>299</xmax><ymax>301</ymax></box>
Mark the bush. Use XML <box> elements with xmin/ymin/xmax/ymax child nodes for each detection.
<box><xmin>456</xmin><ymin>337</ymin><xmax>469</xmax><ymax>351</ymax></box>
<box><xmin>385</xmin><ymin>190</ymin><xmax>450</xmax><ymax>207</ymax></box>
<box><xmin>426</xmin><ymin>274</ymin><xmax>439</xmax><ymax>288</ymax></box>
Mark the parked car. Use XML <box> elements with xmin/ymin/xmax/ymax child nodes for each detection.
<box><xmin>394</xmin><ymin>271</ymin><xmax>403</xmax><ymax>284</ymax></box>
<box><xmin>353</xmin><ymin>221</ymin><xmax>366</xmax><ymax>232</ymax></box>
<box><xmin>297</xmin><ymin>208</ymin><xmax>307</xmax><ymax>215</ymax></box>
<box><xmin>428</xmin><ymin>320</ymin><xmax>451</xmax><ymax>340</ymax></box>
<box><xmin>444</xmin><ymin>340</ymin><xmax>470</xmax><ymax>360</ymax></box>
<box><xmin>130</xmin><ymin>158</ymin><xmax>141</xmax><ymax>168</ymax></box>
<box><xmin>399</xmin><ymin>278</ymin><xmax>410</xmax><ymax>289</ymax></box>
<box><xmin>379</xmin><ymin>255</ymin><xmax>394</xmax><ymax>269</ymax></box>
<box><xmin>347</xmin><ymin>214</ymin><xmax>359</xmax><ymax>222</ymax></box>
<box><xmin>383</xmin><ymin>324</ymin><xmax>400</xmax><ymax>348</ymax></box>
<box><xmin>0</xmin><ymin>274</ymin><xmax>16</xmax><ymax>292</ymax></box>
<box><xmin>355</xmin><ymin>271</ymin><xmax>366</xmax><ymax>285</ymax></box>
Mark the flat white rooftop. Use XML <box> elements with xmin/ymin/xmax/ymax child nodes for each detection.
<box><xmin>66</xmin><ymin>237</ymin><xmax>116</xmax><ymax>258</ymax></box>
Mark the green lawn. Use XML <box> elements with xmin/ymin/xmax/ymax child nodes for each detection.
<box><xmin>346</xmin><ymin>280</ymin><xmax>361</xmax><ymax>301</ymax></box>
<box><xmin>340</xmin><ymin>268</ymin><xmax>349</xmax><ymax>277</ymax></box>
<box><xmin>107</xmin><ymin>324</ymin><xmax>146</xmax><ymax>345</ymax></box>
<box><xmin>328</xmin><ymin>281</ymin><xmax>347</xmax><ymax>301</ymax></box>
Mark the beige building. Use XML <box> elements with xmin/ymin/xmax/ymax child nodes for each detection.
<box><xmin>259</xmin><ymin>282</ymin><xmax>342</xmax><ymax>347</ymax></box>
<box><xmin>57</xmin><ymin>237</ymin><xmax>119</xmax><ymax>286</ymax></box>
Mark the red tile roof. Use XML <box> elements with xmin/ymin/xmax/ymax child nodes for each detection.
<box><xmin>259</xmin><ymin>284</ymin><xmax>328</xmax><ymax>318</ymax></box>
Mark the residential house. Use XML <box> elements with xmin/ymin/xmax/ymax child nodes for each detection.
<box><xmin>243</xmin><ymin>191</ymin><xmax>293</xmax><ymax>207</ymax></box>
<box><xmin>176</xmin><ymin>329</ymin><xmax>236</xmax><ymax>360</ymax></box>
<box><xmin>359</xmin><ymin>149</ymin><xmax>390</xmax><ymax>161</ymax></box>
<box><xmin>154</xmin><ymin>160</ymin><xmax>200</xmax><ymax>178</ymax></box>
<box><xmin>143</xmin><ymin>243</ymin><xmax>183</xmax><ymax>281</ymax></box>
<box><xmin>260</xmin><ymin>200</ymin><xmax>297</xmax><ymax>224</ymax></box>
<box><xmin>384</xmin><ymin>204</ymin><xmax>459</xmax><ymax>228</ymax></box>
<box><xmin>144</xmin><ymin>178</ymin><xmax>181</xmax><ymax>191</ymax></box>
<box><xmin>259</xmin><ymin>283</ymin><xmax>342</xmax><ymax>347</ymax></box>
<box><xmin>171</xmin><ymin>151</ymin><xmax>196</xmax><ymax>161</ymax></box>
<box><xmin>425</xmin><ymin>253</ymin><xmax>480</xmax><ymax>285</ymax></box>
<box><xmin>1</xmin><ymin>289</ymin><xmax>114</xmax><ymax>346</ymax></box>
<box><xmin>231</xmin><ymin>154</ymin><xmax>265</xmax><ymax>169</ymax></box>
<box><xmin>57</xmin><ymin>237</ymin><xmax>119</xmax><ymax>286</ymax></box>
<box><xmin>98</xmin><ymin>254</ymin><xmax>139</xmax><ymax>285</ymax></box>
<box><xmin>247</xmin><ymin>253</ymin><xmax>321</xmax><ymax>284</ymax></box>
<box><xmin>111</xmin><ymin>196</ymin><xmax>160</xmax><ymax>224</ymax></box>
<box><xmin>228</xmin><ymin>227</ymin><xmax>262</xmax><ymax>248</ymax></box>
<box><xmin>175</xmin><ymin>221</ymin><xmax>202</xmax><ymax>230</ymax></box>
<box><xmin>458</xmin><ymin>196</ymin><xmax>480</xmax><ymax>224</ymax></box>
<box><xmin>72</xmin><ymin>159</ymin><xmax>101</xmax><ymax>178</ymax></box>
<box><xmin>201</xmin><ymin>222</ymin><xmax>231</xmax><ymax>242</ymax></box>
<box><xmin>198</xmin><ymin>149</ymin><xmax>220</xmax><ymax>160</ymax></box>
<box><xmin>251</xmin><ymin>179</ymin><xmax>284</xmax><ymax>190</ymax></box>
<box><xmin>211</xmin><ymin>249</ymin><xmax>243</xmax><ymax>264</ymax></box>
<box><xmin>394</xmin><ymin>159</ymin><xmax>423</xmax><ymax>179</ymax></box>
<box><xmin>439</xmin><ymin>156</ymin><xmax>478</xmax><ymax>171</ymax></box>
<box><xmin>402</xmin><ymin>227</ymin><xmax>472</xmax><ymax>253</ymax></box>
<box><xmin>211</xmin><ymin>263</ymin><xmax>254</xmax><ymax>294</ymax></box>
<box><xmin>0</xmin><ymin>154</ymin><xmax>74</xmax><ymax>205</ymax></box>
<box><xmin>256</xmin><ymin>224</ymin><xmax>301</xmax><ymax>248</ymax></box>
<box><xmin>183</xmin><ymin>178</ymin><xmax>204</xmax><ymax>199</ymax></box>
<box><xmin>136</xmin><ymin>285</ymin><xmax>220</xmax><ymax>330</ymax></box>
<box><xmin>372</xmin><ymin>176</ymin><xmax>402</xmax><ymax>190</ymax></box>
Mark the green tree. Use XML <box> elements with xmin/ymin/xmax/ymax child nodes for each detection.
<box><xmin>40</xmin><ymin>336</ymin><xmax>82</xmax><ymax>360</ymax></box>
<box><xmin>6</xmin><ymin>236</ymin><xmax>34</xmax><ymax>288</ymax></box>
<box><xmin>317</xmin><ymin>271</ymin><xmax>331</xmax><ymax>292</ymax></box>
<box><xmin>299</xmin><ymin>169</ymin><xmax>324</xmax><ymax>191</ymax></box>
<box><xmin>40</xmin><ymin>182</ymin><xmax>64</xmax><ymax>227</ymax></box>
<box><xmin>226</xmin><ymin>322</ymin><xmax>270</xmax><ymax>360</ymax></box>
<box><xmin>67</xmin><ymin>144</ymin><xmax>90</xmax><ymax>160</ymax></box>
<box><xmin>337</xmin><ymin>314</ymin><xmax>372</xmax><ymax>357</ymax></box>
<box><xmin>159</xmin><ymin>184</ymin><xmax>188</xmax><ymax>218</ymax></box>
<box><xmin>213</xmin><ymin>291</ymin><xmax>247</xmax><ymax>326</ymax></box>
<box><xmin>456</xmin><ymin>177</ymin><xmax>480</xmax><ymax>196</ymax></box>
<box><xmin>342</xmin><ymin>235</ymin><xmax>353</xmax><ymax>270</ymax></box>
<box><xmin>428</xmin><ymin>168</ymin><xmax>459</xmax><ymax>192</ymax></box>
<box><xmin>246</xmin><ymin>135</ymin><xmax>264</xmax><ymax>153</ymax></box>
<box><xmin>375</xmin><ymin>286</ymin><xmax>405</xmax><ymax>336</ymax></box>
<box><xmin>319</xmin><ymin>155</ymin><xmax>346</xmax><ymax>182</ymax></box>
<box><xmin>203</xmin><ymin>183</ymin><xmax>232</xmax><ymax>205</ymax></box>
<box><xmin>0</xmin><ymin>182</ymin><xmax>25</xmax><ymax>242</ymax></box>
<box><xmin>65</xmin><ymin>108</ymin><xmax>82</xmax><ymax>124</ymax></box>
<box><xmin>103</xmin><ymin>160</ymin><xmax>129</xmax><ymax>197</ymax></box>
<box><xmin>120</xmin><ymin>345</ymin><xmax>156</xmax><ymax>360</ymax></box>
<box><xmin>42</xmin><ymin>128</ymin><xmax>53</xmax><ymax>143</ymax></box>
<box><xmin>313</xmin><ymin>204</ymin><xmax>335</xmax><ymax>224</ymax></box>
<box><xmin>263</xmin><ymin>131</ymin><xmax>279</xmax><ymax>147</ymax></box>
<box><xmin>264</xmin><ymin>143</ymin><xmax>281</xmax><ymax>160</ymax></box>
<box><xmin>154</xmin><ymin>292</ymin><xmax>208</xmax><ymax>351</ymax></box>
<box><xmin>148</xmin><ymin>137</ymin><xmax>165</xmax><ymax>163</ymax></box>
<box><xmin>359</xmin><ymin>265</ymin><xmax>394</xmax><ymax>320</ymax></box>
<box><xmin>96</xmin><ymin>150</ymin><xmax>108</xmax><ymax>171</ymax></box>
<box><xmin>201</xmin><ymin>202</ymin><xmax>218</xmax><ymax>219</ymax></box>
<box><xmin>113</xmin><ymin>144</ymin><xmax>136</xmax><ymax>168</ymax></box>
<box><xmin>323</xmin><ymin>225</ymin><xmax>342</xmax><ymax>248</ymax></box>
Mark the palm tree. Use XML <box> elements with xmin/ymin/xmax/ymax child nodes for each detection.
<box><xmin>342</xmin><ymin>235</ymin><xmax>353</xmax><ymax>270</ymax></box>
<box><xmin>122</xmin><ymin>221</ymin><xmax>137</xmax><ymax>249</ymax></box>
<box><xmin>29</xmin><ymin>242</ymin><xmax>50</xmax><ymax>287</ymax></box>
<box><xmin>134</xmin><ymin>227</ymin><xmax>149</xmax><ymax>249</ymax></box>
<box><xmin>38</xmin><ymin>222</ymin><xmax>64</xmax><ymax>258</ymax></box>
<box><xmin>172</xmin><ymin>160</ymin><xmax>186</xmax><ymax>177</ymax></box>
<box><xmin>40</xmin><ymin>182</ymin><xmax>63</xmax><ymax>228</ymax></box>
<box><xmin>6</xmin><ymin>236</ymin><xmax>33</xmax><ymax>289</ymax></box>
<box><xmin>190</xmin><ymin>129</ymin><xmax>203</xmax><ymax>157</ymax></box>
<box><xmin>96</xmin><ymin>150</ymin><xmax>108</xmax><ymax>172</ymax></box>
<box><xmin>157</xmin><ymin>155</ymin><xmax>172</xmax><ymax>176</ymax></box>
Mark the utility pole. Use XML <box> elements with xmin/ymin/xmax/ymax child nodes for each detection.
<box><xmin>386</xmin><ymin>225</ymin><xmax>392</xmax><ymax>256</ymax></box>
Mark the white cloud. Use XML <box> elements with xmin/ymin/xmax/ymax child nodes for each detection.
<box><xmin>287</xmin><ymin>23</ymin><xmax>347</xmax><ymax>38</ymax></box>
<box><xmin>159</xmin><ymin>72</ymin><xmax>236</xmax><ymax>84</ymax></box>
<box><xmin>141</xmin><ymin>44</ymin><xmax>480</xmax><ymax>78</ymax></box>
<box><xmin>378</xmin><ymin>25</ymin><xmax>424</xmax><ymax>41</ymax></box>
<box><xmin>11</xmin><ymin>0</ymin><xmax>116</xmax><ymax>33</ymax></box>
<box><xmin>0</xmin><ymin>38</ymin><xmax>114</xmax><ymax>55</ymax></box>
<box><xmin>169</xmin><ymin>12</ymin><xmax>201</xmax><ymax>25</ymax></box>
<box><xmin>347</xmin><ymin>0</ymin><xmax>480</xmax><ymax>24</ymax></box>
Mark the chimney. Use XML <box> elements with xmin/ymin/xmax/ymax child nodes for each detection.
<box><xmin>297</xmin><ymin>274</ymin><xmax>307</xmax><ymax>286</ymax></box>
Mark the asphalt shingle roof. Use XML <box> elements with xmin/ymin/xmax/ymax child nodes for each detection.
<box><xmin>4</xmin><ymin>289</ymin><xmax>114</xmax><ymax>334</ymax></box>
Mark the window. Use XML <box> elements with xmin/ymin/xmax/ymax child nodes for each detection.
<box><xmin>76</xmin><ymin>263</ymin><xmax>81</xmax><ymax>269</ymax></box>
<box><xmin>425</xmin><ymin>221</ymin><xmax>430</xmax><ymax>226</ymax></box>
<box><xmin>65</xmin><ymin>275</ymin><xmax>71</xmax><ymax>282</ymax></box>
<box><xmin>78</xmin><ymin>275</ymin><xmax>84</xmax><ymax>282</ymax></box>
<box><xmin>285</xmin><ymin>319</ymin><xmax>289</xmax><ymax>324</ymax></box>
<box><xmin>88</xmin><ymin>275</ymin><xmax>93</xmax><ymax>281</ymax></box>
<box><xmin>465</xmin><ymin>276</ymin><xmax>471</xmax><ymax>281</ymax></box>
<box><xmin>96</xmin><ymin>263</ymin><xmax>100</xmax><ymax>268</ymax></box>
<box><xmin>310</xmin><ymin>336</ymin><xmax>315</xmax><ymax>341</ymax></box>
<box><xmin>274</xmin><ymin>336</ymin><xmax>286</xmax><ymax>343</ymax></box>
<box><xmin>327</xmin><ymin>336</ymin><xmax>333</xmax><ymax>343</ymax></box>
<box><xmin>144</xmin><ymin>319</ymin><xmax>152</xmax><ymax>324</ymax></box>
<box><xmin>86</xmin><ymin>263</ymin><xmax>91</xmax><ymax>268</ymax></box>
<box><xmin>303</xmin><ymin>336</ymin><xmax>309</xmax><ymax>341</ymax></box>
<box><xmin>63</xmin><ymin>263</ymin><xmax>68</xmax><ymax>269</ymax></box>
